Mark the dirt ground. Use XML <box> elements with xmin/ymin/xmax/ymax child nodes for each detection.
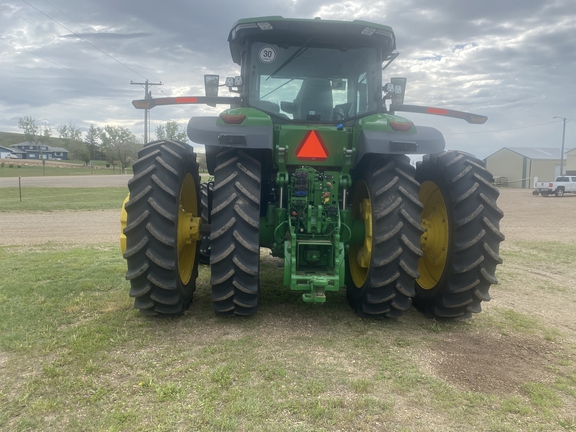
<box><xmin>1</xmin><ymin>187</ymin><xmax>575</xmax><ymax>398</ymax></box>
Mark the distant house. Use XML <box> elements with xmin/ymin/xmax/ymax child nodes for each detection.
<box><xmin>0</xmin><ymin>145</ymin><xmax>13</xmax><ymax>159</ymax></box>
<box><xmin>10</xmin><ymin>142</ymin><xmax>69</xmax><ymax>160</ymax></box>
<box><xmin>484</xmin><ymin>147</ymin><xmax>570</xmax><ymax>189</ymax></box>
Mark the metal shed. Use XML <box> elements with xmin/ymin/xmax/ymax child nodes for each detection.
<box><xmin>484</xmin><ymin>147</ymin><xmax>569</xmax><ymax>189</ymax></box>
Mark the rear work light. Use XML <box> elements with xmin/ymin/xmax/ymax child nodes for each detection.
<box><xmin>220</xmin><ymin>113</ymin><xmax>246</xmax><ymax>124</ymax></box>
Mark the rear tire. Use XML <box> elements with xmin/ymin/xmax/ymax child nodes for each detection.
<box><xmin>346</xmin><ymin>155</ymin><xmax>423</xmax><ymax>318</ymax></box>
<box><xmin>555</xmin><ymin>188</ymin><xmax>564</xmax><ymax>197</ymax></box>
<box><xmin>124</xmin><ymin>140</ymin><xmax>200</xmax><ymax>316</ymax></box>
<box><xmin>210</xmin><ymin>149</ymin><xmax>261</xmax><ymax>316</ymax></box>
<box><xmin>413</xmin><ymin>151</ymin><xmax>505</xmax><ymax>318</ymax></box>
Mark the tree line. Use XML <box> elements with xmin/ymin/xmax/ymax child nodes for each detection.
<box><xmin>17</xmin><ymin>117</ymin><xmax>188</xmax><ymax>173</ymax></box>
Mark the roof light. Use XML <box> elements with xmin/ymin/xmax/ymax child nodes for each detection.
<box><xmin>362</xmin><ymin>27</ymin><xmax>376</xmax><ymax>35</ymax></box>
<box><xmin>231</xmin><ymin>23</ymin><xmax>258</xmax><ymax>40</ymax></box>
<box><xmin>220</xmin><ymin>113</ymin><xmax>246</xmax><ymax>124</ymax></box>
<box><xmin>389</xmin><ymin>120</ymin><xmax>414</xmax><ymax>132</ymax></box>
<box><xmin>257</xmin><ymin>22</ymin><xmax>273</xmax><ymax>30</ymax></box>
<box><xmin>295</xmin><ymin>131</ymin><xmax>329</xmax><ymax>161</ymax></box>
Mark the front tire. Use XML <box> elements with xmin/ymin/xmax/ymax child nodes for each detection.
<box><xmin>555</xmin><ymin>188</ymin><xmax>564</xmax><ymax>197</ymax></box>
<box><xmin>210</xmin><ymin>149</ymin><xmax>261</xmax><ymax>316</ymax></box>
<box><xmin>413</xmin><ymin>151</ymin><xmax>505</xmax><ymax>318</ymax></box>
<box><xmin>346</xmin><ymin>155</ymin><xmax>423</xmax><ymax>318</ymax></box>
<box><xmin>124</xmin><ymin>140</ymin><xmax>201</xmax><ymax>316</ymax></box>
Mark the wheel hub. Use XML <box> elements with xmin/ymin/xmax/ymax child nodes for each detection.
<box><xmin>349</xmin><ymin>181</ymin><xmax>372</xmax><ymax>288</ymax></box>
<box><xmin>356</xmin><ymin>199</ymin><xmax>372</xmax><ymax>269</ymax></box>
<box><xmin>417</xmin><ymin>181</ymin><xmax>449</xmax><ymax>290</ymax></box>
<box><xmin>177</xmin><ymin>174</ymin><xmax>201</xmax><ymax>285</ymax></box>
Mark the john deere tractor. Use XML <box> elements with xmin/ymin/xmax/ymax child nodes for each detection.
<box><xmin>122</xmin><ymin>16</ymin><xmax>504</xmax><ymax>318</ymax></box>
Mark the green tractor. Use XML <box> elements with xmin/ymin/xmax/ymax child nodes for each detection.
<box><xmin>122</xmin><ymin>16</ymin><xmax>504</xmax><ymax>319</ymax></box>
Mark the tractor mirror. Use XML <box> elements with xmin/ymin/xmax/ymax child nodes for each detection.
<box><xmin>280</xmin><ymin>101</ymin><xmax>295</xmax><ymax>114</ymax></box>
<box><xmin>204</xmin><ymin>75</ymin><xmax>220</xmax><ymax>97</ymax></box>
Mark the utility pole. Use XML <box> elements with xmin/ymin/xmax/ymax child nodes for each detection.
<box><xmin>131</xmin><ymin>79</ymin><xmax>162</xmax><ymax>144</ymax></box>
<box><xmin>553</xmin><ymin>116</ymin><xmax>567</xmax><ymax>176</ymax></box>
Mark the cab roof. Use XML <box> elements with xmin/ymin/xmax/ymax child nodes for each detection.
<box><xmin>228</xmin><ymin>16</ymin><xmax>396</xmax><ymax>65</ymax></box>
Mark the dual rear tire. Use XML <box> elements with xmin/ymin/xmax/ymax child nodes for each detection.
<box><xmin>346</xmin><ymin>151</ymin><xmax>504</xmax><ymax>319</ymax></box>
<box><xmin>124</xmin><ymin>144</ymin><xmax>504</xmax><ymax>320</ymax></box>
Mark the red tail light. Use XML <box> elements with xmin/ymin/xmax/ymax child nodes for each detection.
<box><xmin>389</xmin><ymin>120</ymin><xmax>414</xmax><ymax>132</ymax></box>
<box><xmin>220</xmin><ymin>113</ymin><xmax>246</xmax><ymax>124</ymax></box>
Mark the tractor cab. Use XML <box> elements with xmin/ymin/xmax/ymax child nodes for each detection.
<box><xmin>226</xmin><ymin>17</ymin><xmax>396</xmax><ymax>123</ymax></box>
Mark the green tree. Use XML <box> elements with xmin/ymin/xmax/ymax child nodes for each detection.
<box><xmin>85</xmin><ymin>124</ymin><xmax>103</xmax><ymax>160</ymax></box>
<box><xmin>57</xmin><ymin>123</ymin><xmax>83</xmax><ymax>142</ymax></box>
<box><xmin>58</xmin><ymin>123</ymin><xmax>89</xmax><ymax>163</ymax></box>
<box><xmin>37</xmin><ymin>126</ymin><xmax>53</xmax><ymax>160</ymax></box>
<box><xmin>155</xmin><ymin>120</ymin><xmax>187</xmax><ymax>142</ymax></box>
<box><xmin>18</xmin><ymin>116</ymin><xmax>39</xmax><ymax>144</ymax></box>
<box><xmin>98</xmin><ymin>125</ymin><xmax>141</xmax><ymax>173</ymax></box>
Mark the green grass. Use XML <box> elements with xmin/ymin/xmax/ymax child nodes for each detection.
<box><xmin>1</xmin><ymin>188</ymin><xmax>576</xmax><ymax>431</ymax></box>
<box><xmin>504</xmin><ymin>241</ymin><xmax>576</xmax><ymax>267</ymax></box>
<box><xmin>0</xmin><ymin>187</ymin><xmax>128</xmax><ymax>211</ymax></box>
<box><xmin>1</xmin><ymin>243</ymin><xmax>575</xmax><ymax>431</ymax></box>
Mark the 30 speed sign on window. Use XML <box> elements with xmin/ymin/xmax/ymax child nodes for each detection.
<box><xmin>259</xmin><ymin>46</ymin><xmax>276</xmax><ymax>63</ymax></box>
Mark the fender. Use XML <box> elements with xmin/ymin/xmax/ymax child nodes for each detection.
<box><xmin>355</xmin><ymin>125</ymin><xmax>445</xmax><ymax>167</ymax></box>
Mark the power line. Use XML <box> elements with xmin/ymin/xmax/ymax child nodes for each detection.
<box><xmin>20</xmin><ymin>0</ymin><xmax>197</xmax><ymax>121</ymax></box>
<box><xmin>131</xmin><ymin>80</ymin><xmax>162</xmax><ymax>144</ymax></box>
<box><xmin>40</xmin><ymin>0</ymin><xmax>160</xmax><ymax>82</ymax></box>
<box><xmin>20</xmin><ymin>0</ymin><xmax>149</xmax><ymax>80</ymax></box>
<box><xmin>13</xmin><ymin>11</ymin><xmax>135</xmax><ymax>83</ymax></box>
<box><xmin>0</xmin><ymin>36</ymin><xmax>117</xmax><ymax>92</ymax></box>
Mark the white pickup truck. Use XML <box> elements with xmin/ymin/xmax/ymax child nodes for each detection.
<box><xmin>534</xmin><ymin>176</ymin><xmax>576</xmax><ymax>197</ymax></box>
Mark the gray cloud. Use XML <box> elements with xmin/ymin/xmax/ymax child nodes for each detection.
<box><xmin>0</xmin><ymin>0</ymin><xmax>574</xmax><ymax>158</ymax></box>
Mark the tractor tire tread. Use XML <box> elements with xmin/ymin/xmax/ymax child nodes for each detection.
<box><xmin>124</xmin><ymin>139</ymin><xmax>199</xmax><ymax>316</ymax></box>
<box><xmin>210</xmin><ymin>149</ymin><xmax>261</xmax><ymax>316</ymax></box>
<box><xmin>413</xmin><ymin>150</ymin><xmax>504</xmax><ymax>318</ymax></box>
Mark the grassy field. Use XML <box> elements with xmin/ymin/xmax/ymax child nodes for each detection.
<box><xmin>0</xmin><ymin>187</ymin><xmax>128</xmax><ymax>212</ymax></box>
<box><xmin>1</xmin><ymin>188</ymin><xmax>576</xmax><ymax>431</ymax></box>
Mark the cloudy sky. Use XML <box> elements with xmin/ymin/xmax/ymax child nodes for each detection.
<box><xmin>1</xmin><ymin>0</ymin><xmax>574</xmax><ymax>158</ymax></box>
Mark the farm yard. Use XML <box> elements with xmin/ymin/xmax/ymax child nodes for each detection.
<box><xmin>1</xmin><ymin>181</ymin><xmax>576</xmax><ymax>431</ymax></box>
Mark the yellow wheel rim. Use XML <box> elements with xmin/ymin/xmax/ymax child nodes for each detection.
<box><xmin>349</xmin><ymin>180</ymin><xmax>372</xmax><ymax>288</ymax></box>
<box><xmin>417</xmin><ymin>180</ymin><xmax>449</xmax><ymax>290</ymax></box>
<box><xmin>120</xmin><ymin>193</ymin><xmax>129</xmax><ymax>255</ymax></box>
<box><xmin>177</xmin><ymin>173</ymin><xmax>199</xmax><ymax>285</ymax></box>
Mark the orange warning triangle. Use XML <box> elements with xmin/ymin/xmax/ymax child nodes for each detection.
<box><xmin>295</xmin><ymin>130</ymin><xmax>329</xmax><ymax>161</ymax></box>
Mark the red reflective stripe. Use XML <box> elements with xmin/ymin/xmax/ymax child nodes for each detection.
<box><xmin>427</xmin><ymin>107</ymin><xmax>447</xmax><ymax>115</ymax></box>
<box><xmin>176</xmin><ymin>97</ymin><xmax>198</xmax><ymax>104</ymax></box>
<box><xmin>295</xmin><ymin>131</ymin><xmax>329</xmax><ymax>161</ymax></box>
